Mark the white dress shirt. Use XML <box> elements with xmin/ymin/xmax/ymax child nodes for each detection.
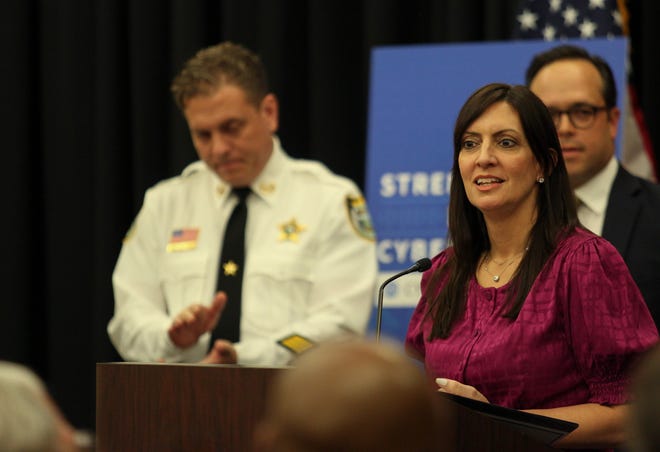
<box><xmin>574</xmin><ymin>156</ymin><xmax>618</xmax><ymax>236</ymax></box>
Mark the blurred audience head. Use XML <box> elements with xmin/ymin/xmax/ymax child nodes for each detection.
<box><xmin>254</xmin><ymin>340</ymin><xmax>454</xmax><ymax>452</ymax></box>
<box><xmin>628</xmin><ymin>344</ymin><xmax>660</xmax><ymax>452</ymax></box>
<box><xmin>0</xmin><ymin>361</ymin><xmax>79</xmax><ymax>452</ymax></box>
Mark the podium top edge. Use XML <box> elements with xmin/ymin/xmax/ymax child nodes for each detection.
<box><xmin>96</xmin><ymin>362</ymin><xmax>292</xmax><ymax>370</ymax></box>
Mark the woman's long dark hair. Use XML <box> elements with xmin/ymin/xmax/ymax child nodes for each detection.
<box><xmin>426</xmin><ymin>83</ymin><xmax>579</xmax><ymax>339</ymax></box>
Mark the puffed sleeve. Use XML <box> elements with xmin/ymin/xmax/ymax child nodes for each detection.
<box><xmin>405</xmin><ymin>295</ymin><xmax>429</xmax><ymax>360</ymax></box>
<box><xmin>562</xmin><ymin>236</ymin><xmax>658</xmax><ymax>405</ymax></box>
<box><xmin>405</xmin><ymin>252</ymin><xmax>449</xmax><ymax>360</ymax></box>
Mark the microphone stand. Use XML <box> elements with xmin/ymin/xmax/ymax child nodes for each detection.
<box><xmin>375</xmin><ymin>258</ymin><xmax>431</xmax><ymax>342</ymax></box>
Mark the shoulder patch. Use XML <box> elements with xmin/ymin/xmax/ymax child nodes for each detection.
<box><xmin>345</xmin><ymin>195</ymin><xmax>376</xmax><ymax>242</ymax></box>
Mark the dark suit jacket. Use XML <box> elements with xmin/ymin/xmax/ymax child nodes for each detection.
<box><xmin>602</xmin><ymin>165</ymin><xmax>660</xmax><ymax>327</ymax></box>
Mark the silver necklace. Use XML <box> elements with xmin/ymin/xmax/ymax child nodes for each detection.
<box><xmin>482</xmin><ymin>252</ymin><xmax>521</xmax><ymax>282</ymax></box>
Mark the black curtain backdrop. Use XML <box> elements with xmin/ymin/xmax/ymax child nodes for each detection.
<box><xmin>2</xmin><ymin>0</ymin><xmax>658</xmax><ymax>430</ymax></box>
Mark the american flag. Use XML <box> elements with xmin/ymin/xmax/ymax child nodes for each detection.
<box><xmin>513</xmin><ymin>0</ymin><xmax>657</xmax><ymax>182</ymax></box>
<box><xmin>513</xmin><ymin>0</ymin><xmax>623</xmax><ymax>40</ymax></box>
<box><xmin>169</xmin><ymin>228</ymin><xmax>198</xmax><ymax>243</ymax></box>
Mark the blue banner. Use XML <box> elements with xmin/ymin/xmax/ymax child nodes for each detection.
<box><xmin>366</xmin><ymin>38</ymin><xmax>626</xmax><ymax>343</ymax></box>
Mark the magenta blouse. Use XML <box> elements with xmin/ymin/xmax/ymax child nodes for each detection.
<box><xmin>405</xmin><ymin>228</ymin><xmax>658</xmax><ymax>410</ymax></box>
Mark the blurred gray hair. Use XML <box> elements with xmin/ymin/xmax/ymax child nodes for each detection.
<box><xmin>0</xmin><ymin>361</ymin><xmax>59</xmax><ymax>452</ymax></box>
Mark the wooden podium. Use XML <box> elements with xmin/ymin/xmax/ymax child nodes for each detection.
<box><xmin>96</xmin><ymin>362</ymin><xmax>560</xmax><ymax>451</ymax></box>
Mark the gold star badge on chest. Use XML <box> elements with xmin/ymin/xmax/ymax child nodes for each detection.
<box><xmin>222</xmin><ymin>260</ymin><xmax>239</xmax><ymax>276</ymax></box>
<box><xmin>278</xmin><ymin>218</ymin><xmax>307</xmax><ymax>242</ymax></box>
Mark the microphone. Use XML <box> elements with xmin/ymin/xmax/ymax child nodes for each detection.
<box><xmin>375</xmin><ymin>257</ymin><xmax>432</xmax><ymax>342</ymax></box>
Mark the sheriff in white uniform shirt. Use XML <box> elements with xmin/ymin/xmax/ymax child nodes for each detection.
<box><xmin>108</xmin><ymin>42</ymin><xmax>378</xmax><ymax>366</ymax></box>
<box><xmin>109</xmin><ymin>138</ymin><xmax>377</xmax><ymax>365</ymax></box>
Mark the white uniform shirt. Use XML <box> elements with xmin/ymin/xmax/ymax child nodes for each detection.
<box><xmin>108</xmin><ymin>138</ymin><xmax>378</xmax><ymax>365</ymax></box>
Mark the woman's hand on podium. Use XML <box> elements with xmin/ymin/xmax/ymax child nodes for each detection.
<box><xmin>436</xmin><ymin>377</ymin><xmax>490</xmax><ymax>403</ymax></box>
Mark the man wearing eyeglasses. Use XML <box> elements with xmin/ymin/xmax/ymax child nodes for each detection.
<box><xmin>525</xmin><ymin>44</ymin><xmax>660</xmax><ymax>326</ymax></box>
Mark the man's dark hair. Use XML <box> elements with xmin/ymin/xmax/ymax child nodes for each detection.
<box><xmin>525</xmin><ymin>44</ymin><xmax>618</xmax><ymax>108</ymax></box>
<box><xmin>171</xmin><ymin>41</ymin><xmax>269</xmax><ymax>110</ymax></box>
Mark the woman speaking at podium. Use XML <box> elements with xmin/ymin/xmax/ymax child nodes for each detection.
<box><xmin>405</xmin><ymin>83</ymin><xmax>658</xmax><ymax>450</ymax></box>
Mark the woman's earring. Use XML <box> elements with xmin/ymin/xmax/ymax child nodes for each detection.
<box><xmin>537</xmin><ymin>177</ymin><xmax>545</xmax><ymax>184</ymax></box>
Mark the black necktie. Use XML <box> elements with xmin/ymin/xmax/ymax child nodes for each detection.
<box><xmin>212</xmin><ymin>187</ymin><xmax>250</xmax><ymax>344</ymax></box>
